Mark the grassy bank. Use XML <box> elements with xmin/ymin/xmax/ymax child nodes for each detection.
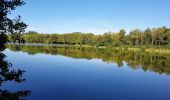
<box><xmin>127</xmin><ymin>47</ymin><xmax>170</xmax><ymax>54</ymax></box>
<box><xmin>7</xmin><ymin>43</ymin><xmax>170</xmax><ymax>54</ymax></box>
<box><xmin>145</xmin><ymin>48</ymin><xmax>170</xmax><ymax>54</ymax></box>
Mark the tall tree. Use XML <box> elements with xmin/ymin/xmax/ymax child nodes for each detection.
<box><xmin>118</xmin><ymin>29</ymin><xmax>126</xmax><ymax>45</ymax></box>
<box><xmin>144</xmin><ymin>28</ymin><xmax>152</xmax><ymax>45</ymax></box>
<box><xmin>129</xmin><ymin>29</ymin><xmax>142</xmax><ymax>46</ymax></box>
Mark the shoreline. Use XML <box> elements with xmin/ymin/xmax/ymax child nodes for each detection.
<box><xmin>6</xmin><ymin>43</ymin><xmax>170</xmax><ymax>54</ymax></box>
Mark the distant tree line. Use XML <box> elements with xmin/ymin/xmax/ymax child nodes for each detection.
<box><xmin>7</xmin><ymin>26</ymin><xmax>170</xmax><ymax>47</ymax></box>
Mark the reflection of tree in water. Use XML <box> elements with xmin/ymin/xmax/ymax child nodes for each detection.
<box><xmin>0</xmin><ymin>0</ymin><xmax>30</xmax><ymax>99</ymax></box>
<box><xmin>7</xmin><ymin>44</ymin><xmax>170</xmax><ymax>75</ymax></box>
<box><xmin>0</xmin><ymin>52</ymin><xmax>30</xmax><ymax>99</ymax></box>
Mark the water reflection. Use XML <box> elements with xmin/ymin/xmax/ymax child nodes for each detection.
<box><xmin>0</xmin><ymin>52</ymin><xmax>31</xmax><ymax>99</ymax></box>
<box><xmin>7</xmin><ymin>44</ymin><xmax>170</xmax><ymax>75</ymax></box>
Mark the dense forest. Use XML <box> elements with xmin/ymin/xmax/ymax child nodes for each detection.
<box><xmin>7</xmin><ymin>26</ymin><xmax>170</xmax><ymax>48</ymax></box>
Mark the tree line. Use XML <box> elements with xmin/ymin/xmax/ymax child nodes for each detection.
<box><xmin>7</xmin><ymin>26</ymin><xmax>170</xmax><ymax>47</ymax></box>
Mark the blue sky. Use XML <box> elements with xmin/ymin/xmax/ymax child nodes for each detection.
<box><xmin>10</xmin><ymin>0</ymin><xmax>170</xmax><ymax>34</ymax></box>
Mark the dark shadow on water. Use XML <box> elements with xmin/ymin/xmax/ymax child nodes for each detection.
<box><xmin>0</xmin><ymin>52</ymin><xmax>31</xmax><ymax>99</ymax></box>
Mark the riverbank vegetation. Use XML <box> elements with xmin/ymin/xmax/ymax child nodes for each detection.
<box><xmin>7</xmin><ymin>26</ymin><xmax>170</xmax><ymax>49</ymax></box>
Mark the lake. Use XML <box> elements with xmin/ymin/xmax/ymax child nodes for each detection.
<box><xmin>1</xmin><ymin>44</ymin><xmax>170</xmax><ymax>100</ymax></box>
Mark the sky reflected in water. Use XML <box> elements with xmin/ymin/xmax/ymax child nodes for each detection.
<box><xmin>2</xmin><ymin>45</ymin><xmax>170</xmax><ymax>100</ymax></box>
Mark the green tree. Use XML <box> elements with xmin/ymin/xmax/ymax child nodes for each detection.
<box><xmin>103</xmin><ymin>32</ymin><xmax>112</xmax><ymax>47</ymax></box>
<box><xmin>151</xmin><ymin>27</ymin><xmax>167</xmax><ymax>46</ymax></box>
<box><xmin>118</xmin><ymin>29</ymin><xmax>126</xmax><ymax>45</ymax></box>
<box><xmin>144</xmin><ymin>28</ymin><xmax>152</xmax><ymax>45</ymax></box>
<box><xmin>0</xmin><ymin>0</ymin><xmax>26</xmax><ymax>50</ymax></box>
<box><xmin>129</xmin><ymin>29</ymin><xmax>143</xmax><ymax>46</ymax></box>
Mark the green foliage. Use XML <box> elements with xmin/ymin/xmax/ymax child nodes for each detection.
<box><xmin>8</xmin><ymin>27</ymin><xmax>170</xmax><ymax>48</ymax></box>
<box><xmin>0</xmin><ymin>0</ymin><xmax>26</xmax><ymax>50</ymax></box>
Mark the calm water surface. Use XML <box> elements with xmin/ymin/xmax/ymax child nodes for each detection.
<box><xmin>2</xmin><ymin>45</ymin><xmax>170</xmax><ymax>100</ymax></box>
